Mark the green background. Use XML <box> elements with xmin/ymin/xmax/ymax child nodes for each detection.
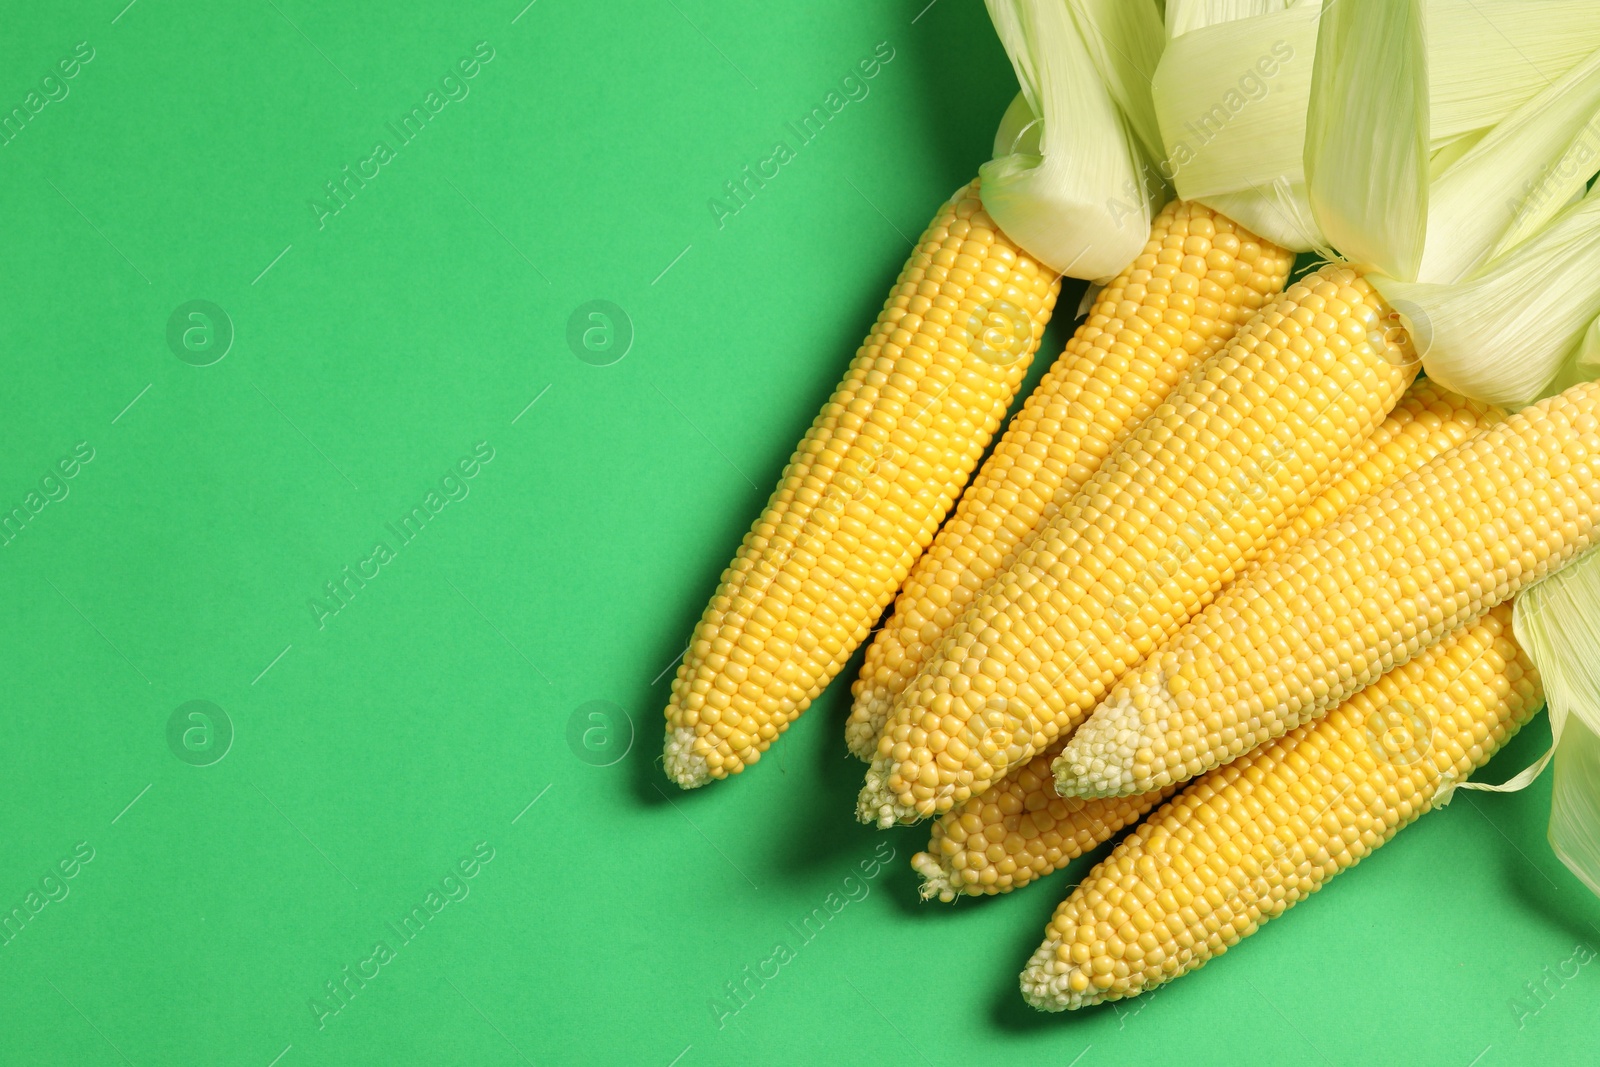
<box><xmin>3</xmin><ymin>1</ymin><xmax>1598</xmax><ymax>1064</ymax></box>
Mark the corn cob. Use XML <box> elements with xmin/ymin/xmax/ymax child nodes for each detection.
<box><xmin>1022</xmin><ymin>604</ymin><xmax>1541</xmax><ymax>1010</ymax></box>
<box><xmin>859</xmin><ymin>264</ymin><xmax>1418</xmax><ymax>824</ymax></box>
<box><xmin>1057</xmin><ymin>378</ymin><xmax>1600</xmax><ymax>800</ymax></box>
<box><xmin>846</xmin><ymin>201</ymin><xmax>1293</xmax><ymax>760</ymax></box>
<box><xmin>916</xmin><ymin>377</ymin><xmax>1499</xmax><ymax>898</ymax></box>
<box><xmin>664</xmin><ymin>181</ymin><xmax>1060</xmax><ymax>787</ymax></box>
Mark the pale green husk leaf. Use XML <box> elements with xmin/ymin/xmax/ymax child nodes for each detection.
<box><xmin>1164</xmin><ymin>0</ymin><xmax>1293</xmax><ymax>39</ymax></box>
<box><xmin>1069</xmin><ymin>0</ymin><xmax>1167</xmax><ymax>165</ymax></box>
<box><xmin>1152</xmin><ymin>0</ymin><xmax>1323</xmax><ymax>250</ymax></box>
<box><xmin>1373</xmin><ymin>188</ymin><xmax>1600</xmax><ymax>406</ymax></box>
<box><xmin>1303</xmin><ymin>0</ymin><xmax>1428</xmax><ymax>280</ymax></box>
<box><xmin>991</xmin><ymin>91</ymin><xmax>1043</xmax><ymax>160</ymax></box>
<box><xmin>1154</xmin><ymin>1</ymin><xmax>1600</xmax><ymax>255</ymax></box>
<box><xmin>1510</xmin><ymin>548</ymin><xmax>1600</xmax><ymax>899</ymax></box>
<box><xmin>1428</xmin><ymin>0</ymin><xmax>1600</xmax><ymax>143</ymax></box>
<box><xmin>1417</xmin><ymin>46</ymin><xmax>1600</xmax><ymax>285</ymax></box>
<box><xmin>981</xmin><ymin>0</ymin><xmax>1168</xmax><ymax>281</ymax></box>
<box><xmin>1304</xmin><ymin>0</ymin><xmax>1600</xmax><ymax>287</ymax></box>
<box><xmin>1352</xmin><ymin>27</ymin><xmax>1600</xmax><ymax>405</ymax></box>
<box><xmin>1541</xmin><ymin>315</ymin><xmax>1600</xmax><ymax>402</ymax></box>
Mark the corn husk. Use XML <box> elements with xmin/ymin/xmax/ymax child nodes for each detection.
<box><xmin>1305</xmin><ymin>0</ymin><xmax>1600</xmax><ymax>405</ymax></box>
<box><xmin>980</xmin><ymin>0</ymin><xmax>1168</xmax><ymax>280</ymax></box>
<box><xmin>1417</xmin><ymin>47</ymin><xmax>1600</xmax><ymax>286</ymax></box>
<box><xmin>1164</xmin><ymin>0</ymin><xmax>1295</xmax><ymax>39</ymax></box>
<box><xmin>1304</xmin><ymin>0</ymin><xmax>1430</xmax><ymax>279</ymax></box>
<box><xmin>1428</xmin><ymin>0</ymin><xmax>1600</xmax><ymax>143</ymax></box>
<box><xmin>1507</xmin><ymin>548</ymin><xmax>1600</xmax><ymax>898</ymax></box>
<box><xmin>1153</xmin><ymin>0</ymin><xmax>1325</xmax><ymax>250</ymax></box>
<box><xmin>1543</xmin><ymin>315</ymin><xmax>1600</xmax><ymax>401</ymax></box>
<box><xmin>1156</xmin><ymin>0</ymin><xmax>1600</xmax><ymax>255</ymax></box>
<box><xmin>1374</xmin><ymin>187</ymin><xmax>1600</xmax><ymax>407</ymax></box>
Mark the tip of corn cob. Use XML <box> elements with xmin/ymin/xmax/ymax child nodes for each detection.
<box><xmin>855</xmin><ymin>763</ymin><xmax>918</xmax><ymax>827</ymax></box>
<box><xmin>1019</xmin><ymin>935</ymin><xmax>1105</xmax><ymax>1011</ymax></box>
<box><xmin>910</xmin><ymin>851</ymin><xmax>958</xmax><ymax>903</ymax></box>
<box><xmin>663</xmin><ymin>725</ymin><xmax>711</xmax><ymax>789</ymax></box>
<box><xmin>1052</xmin><ymin>679</ymin><xmax>1160</xmax><ymax>798</ymax></box>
